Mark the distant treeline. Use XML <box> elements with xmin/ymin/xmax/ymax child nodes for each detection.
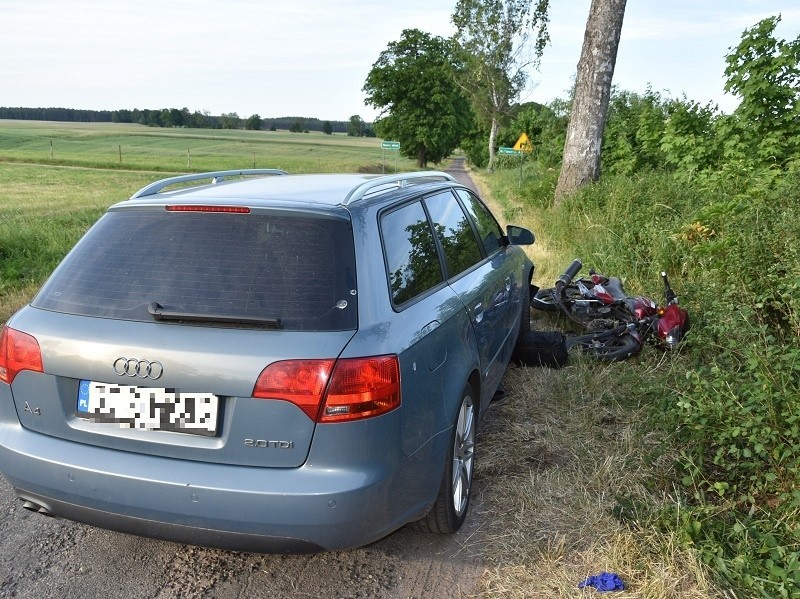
<box><xmin>0</xmin><ymin>106</ymin><xmax>368</xmax><ymax>134</ymax></box>
<box><xmin>0</xmin><ymin>106</ymin><xmax>113</xmax><ymax>123</ymax></box>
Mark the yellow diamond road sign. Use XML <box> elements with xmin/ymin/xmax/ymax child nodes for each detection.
<box><xmin>513</xmin><ymin>133</ymin><xmax>533</xmax><ymax>153</ymax></box>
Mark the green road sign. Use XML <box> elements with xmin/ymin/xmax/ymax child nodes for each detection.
<box><xmin>381</xmin><ymin>141</ymin><xmax>401</xmax><ymax>150</ymax></box>
<box><xmin>498</xmin><ymin>146</ymin><xmax>522</xmax><ymax>156</ymax></box>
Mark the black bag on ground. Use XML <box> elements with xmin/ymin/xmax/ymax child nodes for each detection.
<box><xmin>513</xmin><ymin>331</ymin><xmax>568</xmax><ymax>368</ymax></box>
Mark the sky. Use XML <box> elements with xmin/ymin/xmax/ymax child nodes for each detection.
<box><xmin>1</xmin><ymin>0</ymin><xmax>799</xmax><ymax>122</ymax></box>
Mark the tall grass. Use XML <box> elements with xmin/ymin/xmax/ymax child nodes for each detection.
<box><xmin>480</xmin><ymin>160</ymin><xmax>800</xmax><ymax>597</ymax></box>
<box><xmin>471</xmin><ymin>360</ymin><xmax>714</xmax><ymax>598</ymax></box>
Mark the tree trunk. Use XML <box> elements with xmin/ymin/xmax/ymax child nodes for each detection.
<box><xmin>417</xmin><ymin>145</ymin><xmax>427</xmax><ymax>168</ymax></box>
<box><xmin>554</xmin><ymin>0</ymin><xmax>626</xmax><ymax>202</ymax></box>
<box><xmin>487</xmin><ymin>117</ymin><xmax>499</xmax><ymax>171</ymax></box>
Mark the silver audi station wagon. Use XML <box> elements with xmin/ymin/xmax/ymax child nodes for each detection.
<box><xmin>0</xmin><ymin>169</ymin><xmax>534</xmax><ymax>552</ymax></box>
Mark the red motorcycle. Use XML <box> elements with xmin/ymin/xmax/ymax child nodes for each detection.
<box><xmin>531</xmin><ymin>259</ymin><xmax>689</xmax><ymax>361</ymax></box>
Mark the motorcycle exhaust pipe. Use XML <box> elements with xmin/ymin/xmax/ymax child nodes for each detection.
<box><xmin>556</xmin><ymin>259</ymin><xmax>583</xmax><ymax>290</ymax></box>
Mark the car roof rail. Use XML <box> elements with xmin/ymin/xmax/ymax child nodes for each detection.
<box><xmin>130</xmin><ymin>169</ymin><xmax>289</xmax><ymax>199</ymax></box>
<box><xmin>343</xmin><ymin>171</ymin><xmax>456</xmax><ymax>205</ymax></box>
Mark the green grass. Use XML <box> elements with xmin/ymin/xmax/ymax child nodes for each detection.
<box><xmin>466</xmin><ymin>165</ymin><xmax>719</xmax><ymax>598</ymax></box>
<box><xmin>0</xmin><ymin>163</ymin><xmax>159</xmax><ymax>320</ymax></box>
<box><xmin>0</xmin><ymin>120</ymin><xmax>417</xmax><ymax>173</ymax></box>
<box><xmin>471</xmin><ymin>360</ymin><xmax>715</xmax><ymax>598</ymax></box>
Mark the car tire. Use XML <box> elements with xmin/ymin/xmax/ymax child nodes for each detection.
<box><xmin>513</xmin><ymin>330</ymin><xmax>568</xmax><ymax>368</ymax></box>
<box><xmin>415</xmin><ymin>384</ymin><xmax>476</xmax><ymax>534</ymax></box>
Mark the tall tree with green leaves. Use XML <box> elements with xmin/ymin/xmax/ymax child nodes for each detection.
<box><xmin>220</xmin><ymin>112</ymin><xmax>242</xmax><ymax>129</ymax></box>
<box><xmin>721</xmin><ymin>15</ymin><xmax>800</xmax><ymax>166</ymax></box>
<box><xmin>347</xmin><ymin>115</ymin><xmax>366</xmax><ymax>137</ymax></box>
<box><xmin>363</xmin><ymin>29</ymin><xmax>471</xmax><ymax>167</ymax></box>
<box><xmin>452</xmin><ymin>0</ymin><xmax>550</xmax><ymax>170</ymax></box>
<box><xmin>244</xmin><ymin>114</ymin><xmax>262</xmax><ymax>130</ymax></box>
<box><xmin>555</xmin><ymin>0</ymin><xmax>626</xmax><ymax>201</ymax></box>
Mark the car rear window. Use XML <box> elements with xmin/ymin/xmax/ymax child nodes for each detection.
<box><xmin>32</xmin><ymin>210</ymin><xmax>358</xmax><ymax>331</ymax></box>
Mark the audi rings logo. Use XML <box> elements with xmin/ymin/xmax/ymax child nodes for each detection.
<box><xmin>113</xmin><ymin>357</ymin><xmax>164</xmax><ymax>380</ymax></box>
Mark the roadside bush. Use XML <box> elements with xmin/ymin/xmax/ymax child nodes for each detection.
<box><xmin>485</xmin><ymin>162</ymin><xmax>800</xmax><ymax>595</ymax></box>
<box><xmin>536</xmin><ymin>171</ymin><xmax>706</xmax><ymax>288</ymax></box>
<box><xmin>461</xmin><ymin>120</ymin><xmax>490</xmax><ymax>168</ymax></box>
<box><xmin>502</xmin><ymin>100</ymin><xmax>568</xmax><ymax>169</ymax></box>
<box><xmin>662</xmin><ymin>169</ymin><xmax>800</xmax><ymax>596</ymax></box>
<box><xmin>601</xmin><ymin>88</ymin><xmax>668</xmax><ymax>176</ymax></box>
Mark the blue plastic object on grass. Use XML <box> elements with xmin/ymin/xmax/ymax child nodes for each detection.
<box><xmin>578</xmin><ymin>571</ymin><xmax>625</xmax><ymax>592</ymax></box>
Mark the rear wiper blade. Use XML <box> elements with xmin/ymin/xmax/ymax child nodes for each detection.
<box><xmin>148</xmin><ymin>302</ymin><xmax>282</xmax><ymax>329</ymax></box>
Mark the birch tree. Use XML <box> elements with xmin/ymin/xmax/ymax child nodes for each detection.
<box><xmin>555</xmin><ymin>0</ymin><xmax>626</xmax><ymax>201</ymax></box>
<box><xmin>452</xmin><ymin>0</ymin><xmax>550</xmax><ymax>170</ymax></box>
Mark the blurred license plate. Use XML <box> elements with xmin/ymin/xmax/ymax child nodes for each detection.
<box><xmin>76</xmin><ymin>380</ymin><xmax>218</xmax><ymax>436</ymax></box>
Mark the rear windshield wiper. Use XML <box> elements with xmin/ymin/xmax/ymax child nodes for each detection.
<box><xmin>148</xmin><ymin>302</ymin><xmax>282</xmax><ymax>329</ymax></box>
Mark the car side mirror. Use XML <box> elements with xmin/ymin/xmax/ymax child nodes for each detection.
<box><xmin>506</xmin><ymin>225</ymin><xmax>535</xmax><ymax>246</ymax></box>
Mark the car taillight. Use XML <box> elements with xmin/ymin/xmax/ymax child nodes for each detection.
<box><xmin>252</xmin><ymin>355</ymin><xmax>401</xmax><ymax>423</ymax></box>
<box><xmin>0</xmin><ymin>326</ymin><xmax>44</xmax><ymax>385</ymax></box>
<box><xmin>253</xmin><ymin>359</ymin><xmax>335</xmax><ymax>421</ymax></box>
<box><xmin>321</xmin><ymin>355</ymin><xmax>400</xmax><ymax>423</ymax></box>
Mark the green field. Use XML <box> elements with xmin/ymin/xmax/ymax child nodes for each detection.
<box><xmin>0</xmin><ymin>120</ymin><xmax>415</xmax><ymax>173</ymax></box>
<box><xmin>0</xmin><ymin>120</ymin><xmax>421</xmax><ymax>321</ymax></box>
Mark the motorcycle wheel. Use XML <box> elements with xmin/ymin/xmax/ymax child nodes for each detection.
<box><xmin>567</xmin><ymin>331</ymin><xmax>642</xmax><ymax>362</ymax></box>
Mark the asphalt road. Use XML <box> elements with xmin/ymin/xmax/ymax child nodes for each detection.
<box><xmin>445</xmin><ymin>156</ymin><xmax>480</xmax><ymax>195</ymax></box>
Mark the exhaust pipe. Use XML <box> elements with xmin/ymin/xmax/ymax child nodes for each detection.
<box><xmin>21</xmin><ymin>499</ymin><xmax>55</xmax><ymax>517</ymax></box>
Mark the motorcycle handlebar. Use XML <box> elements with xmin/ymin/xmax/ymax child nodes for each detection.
<box><xmin>661</xmin><ymin>271</ymin><xmax>677</xmax><ymax>304</ymax></box>
<box><xmin>556</xmin><ymin>259</ymin><xmax>583</xmax><ymax>290</ymax></box>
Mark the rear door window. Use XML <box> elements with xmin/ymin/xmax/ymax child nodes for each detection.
<box><xmin>456</xmin><ymin>189</ymin><xmax>504</xmax><ymax>256</ymax></box>
<box><xmin>381</xmin><ymin>201</ymin><xmax>444</xmax><ymax>306</ymax></box>
<box><xmin>32</xmin><ymin>210</ymin><xmax>358</xmax><ymax>331</ymax></box>
<box><xmin>423</xmin><ymin>191</ymin><xmax>484</xmax><ymax>278</ymax></box>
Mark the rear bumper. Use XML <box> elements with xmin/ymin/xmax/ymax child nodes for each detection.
<box><xmin>0</xmin><ymin>416</ymin><xmax>438</xmax><ymax>552</ymax></box>
<box><xmin>14</xmin><ymin>488</ymin><xmax>322</xmax><ymax>553</ymax></box>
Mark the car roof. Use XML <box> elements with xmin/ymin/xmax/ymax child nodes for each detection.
<box><xmin>125</xmin><ymin>170</ymin><xmax>458</xmax><ymax>208</ymax></box>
